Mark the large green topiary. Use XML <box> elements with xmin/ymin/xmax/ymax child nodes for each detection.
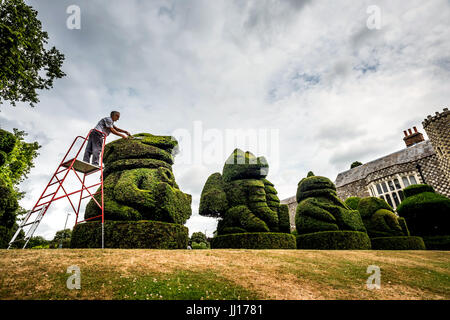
<box><xmin>294</xmin><ymin>175</ymin><xmax>370</xmax><ymax>249</ymax></box>
<box><xmin>71</xmin><ymin>220</ymin><xmax>188</xmax><ymax>249</ymax></box>
<box><xmin>199</xmin><ymin>149</ymin><xmax>292</xmax><ymax>249</ymax></box>
<box><xmin>73</xmin><ymin>133</ymin><xmax>192</xmax><ymax>248</ymax></box>
<box><xmin>356</xmin><ymin>197</ymin><xmax>424</xmax><ymax>250</ymax></box>
<box><xmin>396</xmin><ymin>184</ymin><xmax>450</xmax><ymax>250</ymax></box>
<box><xmin>212</xmin><ymin>232</ymin><xmax>296</xmax><ymax>249</ymax></box>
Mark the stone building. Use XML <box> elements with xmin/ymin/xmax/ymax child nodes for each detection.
<box><xmin>281</xmin><ymin>108</ymin><xmax>449</xmax><ymax>230</ymax></box>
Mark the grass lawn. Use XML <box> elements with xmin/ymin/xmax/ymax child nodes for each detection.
<box><xmin>0</xmin><ymin>249</ymin><xmax>448</xmax><ymax>300</ymax></box>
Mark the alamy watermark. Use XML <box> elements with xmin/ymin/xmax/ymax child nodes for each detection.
<box><xmin>171</xmin><ymin>121</ymin><xmax>280</xmax><ymax>174</ymax></box>
<box><xmin>66</xmin><ymin>265</ymin><xmax>81</xmax><ymax>290</ymax></box>
<box><xmin>366</xmin><ymin>265</ymin><xmax>381</xmax><ymax>289</ymax></box>
<box><xmin>366</xmin><ymin>5</ymin><xmax>382</xmax><ymax>30</ymax></box>
<box><xmin>66</xmin><ymin>5</ymin><xmax>81</xmax><ymax>30</ymax></box>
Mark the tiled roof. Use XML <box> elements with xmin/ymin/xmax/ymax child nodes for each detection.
<box><xmin>334</xmin><ymin>140</ymin><xmax>435</xmax><ymax>187</ymax></box>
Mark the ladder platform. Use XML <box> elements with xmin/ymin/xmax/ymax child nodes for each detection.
<box><xmin>61</xmin><ymin>159</ymin><xmax>101</xmax><ymax>174</ymax></box>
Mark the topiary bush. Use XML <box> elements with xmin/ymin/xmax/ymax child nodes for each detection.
<box><xmin>296</xmin><ymin>231</ymin><xmax>371</xmax><ymax>250</ymax></box>
<box><xmin>370</xmin><ymin>236</ymin><xmax>426</xmax><ymax>250</ymax></box>
<box><xmin>294</xmin><ymin>174</ymin><xmax>369</xmax><ymax>249</ymax></box>
<box><xmin>211</xmin><ymin>232</ymin><xmax>296</xmax><ymax>249</ymax></box>
<box><xmin>200</xmin><ymin>149</ymin><xmax>292</xmax><ymax>248</ymax></box>
<box><xmin>356</xmin><ymin>196</ymin><xmax>424</xmax><ymax>250</ymax></box>
<box><xmin>396</xmin><ymin>184</ymin><xmax>450</xmax><ymax>250</ymax></box>
<box><xmin>77</xmin><ymin>133</ymin><xmax>191</xmax><ymax>248</ymax></box>
<box><xmin>71</xmin><ymin>220</ymin><xmax>188</xmax><ymax>249</ymax></box>
<box><xmin>345</xmin><ymin>197</ymin><xmax>361</xmax><ymax>210</ymax></box>
<box><xmin>420</xmin><ymin>236</ymin><xmax>450</xmax><ymax>250</ymax></box>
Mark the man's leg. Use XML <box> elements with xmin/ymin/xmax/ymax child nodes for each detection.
<box><xmin>91</xmin><ymin>133</ymin><xmax>104</xmax><ymax>166</ymax></box>
<box><xmin>83</xmin><ymin>133</ymin><xmax>94</xmax><ymax>163</ymax></box>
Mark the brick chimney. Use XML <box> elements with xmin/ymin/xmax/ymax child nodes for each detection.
<box><xmin>403</xmin><ymin>126</ymin><xmax>425</xmax><ymax>147</ymax></box>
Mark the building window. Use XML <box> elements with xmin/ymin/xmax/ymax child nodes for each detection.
<box><xmin>368</xmin><ymin>173</ymin><xmax>420</xmax><ymax>210</ymax></box>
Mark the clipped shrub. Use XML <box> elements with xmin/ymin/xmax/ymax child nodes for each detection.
<box><xmin>295</xmin><ymin>176</ymin><xmax>366</xmax><ymax>234</ymax></box>
<box><xmin>402</xmin><ymin>184</ymin><xmax>435</xmax><ymax>198</ymax></box>
<box><xmin>199</xmin><ymin>149</ymin><xmax>291</xmax><ymax>249</ymax></box>
<box><xmin>191</xmin><ymin>241</ymin><xmax>209</xmax><ymax>249</ymax></box>
<box><xmin>296</xmin><ymin>231</ymin><xmax>371</xmax><ymax>250</ymax></box>
<box><xmin>295</xmin><ymin>175</ymin><xmax>368</xmax><ymax>249</ymax></box>
<box><xmin>211</xmin><ymin>232</ymin><xmax>296</xmax><ymax>249</ymax></box>
<box><xmin>397</xmin><ymin>184</ymin><xmax>450</xmax><ymax>238</ymax></box>
<box><xmin>345</xmin><ymin>197</ymin><xmax>361</xmax><ymax>210</ymax></box>
<box><xmin>71</xmin><ymin>220</ymin><xmax>188</xmax><ymax>249</ymax></box>
<box><xmin>78</xmin><ymin>133</ymin><xmax>191</xmax><ymax>248</ymax></box>
<box><xmin>370</xmin><ymin>236</ymin><xmax>426</xmax><ymax>250</ymax></box>
<box><xmin>421</xmin><ymin>236</ymin><xmax>450</xmax><ymax>250</ymax></box>
<box><xmin>356</xmin><ymin>196</ymin><xmax>425</xmax><ymax>250</ymax></box>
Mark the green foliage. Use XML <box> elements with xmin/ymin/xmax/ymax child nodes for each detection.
<box><xmin>350</xmin><ymin>161</ymin><xmax>363</xmax><ymax>169</ymax></box>
<box><xmin>295</xmin><ymin>176</ymin><xmax>366</xmax><ymax>235</ymax></box>
<box><xmin>0</xmin><ymin>0</ymin><xmax>66</xmax><ymax>107</ymax></box>
<box><xmin>397</xmin><ymin>185</ymin><xmax>450</xmax><ymax>236</ymax></box>
<box><xmin>71</xmin><ymin>220</ymin><xmax>189</xmax><ymax>249</ymax></box>
<box><xmin>26</xmin><ymin>235</ymin><xmax>50</xmax><ymax>248</ymax></box>
<box><xmin>421</xmin><ymin>236</ymin><xmax>450</xmax><ymax>250</ymax></box>
<box><xmin>222</xmin><ymin>149</ymin><xmax>268</xmax><ymax>182</ymax></box>
<box><xmin>357</xmin><ymin>197</ymin><xmax>407</xmax><ymax>238</ymax></box>
<box><xmin>211</xmin><ymin>232</ymin><xmax>296</xmax><ymax>249</ymax></box>
<box><xmin>345</xmin><ymin>197</ymin><xmax>361</xmax><ymax>210</ymax></box>
<box><xmin>85</xmin><ymin>135</ymin><xmax>192</xmax><ymax>225</ymax></box>
<box><xmin>296</xmin><ymin>231</ymin><xmax>371</xmax><ymax>250</ymax></box>
<box><xmin>307</xmin><ymin>171</ymin><xmax>315</xmax><ymax>177</ymax></box>
<box><xmin>0</xmin><ymin>128</ymin><xmax>39</xmax><ymax>247</ymax></box>
<box><xmin>402</xmin><ymin>184</ymin><xmax>435</xmax><ymax>198</ymax></box>
<box><xmin>191</xmin><ymin>241</ymin><xmax>209</xmax><ymax>249</ymax></box>
<box><xmin>190</xmin><ymin>231</ymin><xmax>207</xmax><ymax>244</ymax></box>
<box><xmin>357</xmin><ymin>197</ymin><xmax>392</xmax><ymax>219</ymax></box>
<box><xmin>370</xmin><ymin>236</ymin><xmax>426</xmax><ymax>250</ymax></box>
<box><xmin>0</xmin><ymin>129</ymin><xmax>40</xmax><ymax>189</ymax></box>
<box><xmin>199</xmin><ymin>149</ymin><xmax>288</xmax><ymax>241</ymax></box>
<box><xmin>199</xmin><ymin>173</ymin><xmax>228</xmax><ymax>218</ymax></box>
<box><xmin>277</xmin><ymin>204</ymin><xmax>291</xmax><ymax>233</ymax></box>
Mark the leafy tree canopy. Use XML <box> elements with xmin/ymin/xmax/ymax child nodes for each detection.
<box><xmin>351</xmin><ymin>161</ymin><xmax>363</xmax><ymax>169</ymax></box>
<box><xmin>0</xmin><ymin>0</ymin><xmax>66</xmax><ymax>107</ymax></box>
<box><xmin>0</xmin><ymin>128</ymin><xmax>40</xmax><ymax>194</ymax></box>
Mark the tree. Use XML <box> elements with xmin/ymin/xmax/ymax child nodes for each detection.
<box><xmin>49</xmin><ymin>228</ymin><xmax>71</xmax><ymax>248</ymax></box>
<box><xmin>0</xmin><ymin>128</ymin><xmax>40</xmax><ymax>248</ymax></box>
<box><xmin>0</xmin><ymin>0</ymin><xmax>66</xmax><ymax>107</ymax></box>
<box><xmin>190</xmin><ymin>232</ymin><xmax>207</xmax><ymax>244</ymax></box>
<box><xmin>351</xmin><ymin>161</ymin><xmax>363</xmax><ymax>169</ymax></box>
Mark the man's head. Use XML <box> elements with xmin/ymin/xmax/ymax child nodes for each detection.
<box><xmin>111</xmin><ymin>111</ymin><xmax>120</xmax><ymax>121</ymax></box>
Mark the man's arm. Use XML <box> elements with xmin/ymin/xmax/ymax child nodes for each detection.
<box><xmin>110</xmin><ymin>126</ymin><xmax>129</xmax><ymax>139</ymax></box>
<box><xmin>113</xmin><ymin>125</ymin><xmax>131</xmax><ymax>137</ymax></box>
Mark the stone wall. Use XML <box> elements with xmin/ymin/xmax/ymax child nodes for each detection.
<box><xmin>423</xmin><ymin>108</ymin><xmax>450</xmax><ymax>183</ymax></box>
<box><xmin>336</xmin><ymin>153</ymin><xmax>450</xmax><ymax>200</ymax></box>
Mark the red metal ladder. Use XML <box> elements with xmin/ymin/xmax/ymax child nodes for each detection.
<box><xmin>7</xmin><ymin>129</ymin><xmax>107</xmax><ymax>249</ymax></box>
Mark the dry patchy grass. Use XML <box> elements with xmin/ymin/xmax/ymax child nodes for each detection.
<box><xmin>0</xmin><ymin>249</ymin><xmax>448</xmax><ymax>300</ymax></box>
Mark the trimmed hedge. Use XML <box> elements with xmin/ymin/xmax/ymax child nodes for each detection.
<box><xmin>370</xmin><ymin>236</ymin><xmax>426</xmax><ymax>250</ymax></box>
<box><xmin>396</xmin><ymin>186</ymin><xmax>450</xmax><ymax>236</ymax></box>
<box><xmin>296</xmin><ymin>231</ymin><xmax>371</xmax><ymax>250</ymax></box>
<box><xmin>403</xmin><ymin>184</ymin><xmax>435</xmax><ymax>198</ymax></box>
<box><xmin>421</xmin><ymin>236</ymin><xmax>450</xmax><ymax>250</ymax></box>
<box><xmin>211</xmin><ymin>232</ymin><xmax>296</xmax><ymax>249</ymax></box>
<box><xmin>345</xmin><ymin>197</ymin><xmax>361</xmax><ymax>210</ymax></box>
<box><xmin>70</xmin><ymin>220</ymin><xmax>189</xmax><ymax>249</ymax></box>
<box><xmin>222</xmin><ymin>149</ymin><xmax>269</xmax><ymax>182</ymax></box>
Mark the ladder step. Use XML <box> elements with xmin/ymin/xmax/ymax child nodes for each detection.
<box><xmin>21</xmin><ymin>220</ymin><xmax>41</xmax><ymax>228</ymax></box>
<box><xmin>40</xmin><ymin>192</ymin><xmax>56</xmax><ymax>200</ymax></box>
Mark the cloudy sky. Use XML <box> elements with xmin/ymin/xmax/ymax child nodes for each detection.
<box><xmin>1</xmin><ymin>0</ymin><xmax>449</xmax><ymax>239</ymax></box>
